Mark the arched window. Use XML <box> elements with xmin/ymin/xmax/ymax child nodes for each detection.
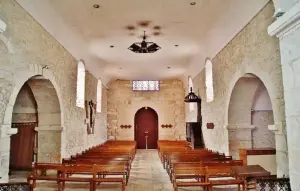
<box><xmin>96</xmin><ymin>79</ymin><xmax>102</xmax><ymax>112</ymax></box>
<box><xmin>76</xmin><ymin>60</ymin><xmax>85</xmax><ymax>108</ymax></box>
<box><xmin>188</xmin><ymin>77</ymin><xmax>195</xmax><ymax>112</ymax></box>
<box><xmin>205</xmin><ymin>59</ymin><xmax>214</xmax><ymax>102</ymax></box>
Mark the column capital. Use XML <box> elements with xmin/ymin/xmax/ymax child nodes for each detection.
<box><xmin>268</xmin><ymin>1</ymin><xmax>300</xmax><ymax>38</ymax></box>
<box><xmin>35</xmin><ymin>125</ymin><xmax>63</xmax><ymax>131</ymax></box>
<box><xmin>0</xmin><ymin>18</ymin><xmax>6</xmax><ymax>33</ymax></box>
<box><xmin>268</xmin><ymin>122</ymin><xmax>285</xmax><ymax>135</ymax></box>
<box><xmin>0</xmin><ymin>124</ymin><xmax>17</xmax><ymax>137</ymax></box>
<box><xmin>226</xmin><ymin>124</ymin><xmax>256</xmax><ymax>130</ymax></box>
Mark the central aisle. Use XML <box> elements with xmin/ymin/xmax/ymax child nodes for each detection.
<box><xmin>127</xmin><ymin>149</ymin><xmax>173</xmax><ymax>191</ymax></box>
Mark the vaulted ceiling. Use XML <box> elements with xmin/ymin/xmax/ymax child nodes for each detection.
<box><xmin>17</xmin><ymin>0</ymin><xmax>269</xmax><ymax>83</ymax></box>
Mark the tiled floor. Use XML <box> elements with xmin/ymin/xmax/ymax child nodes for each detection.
<box><xmin>9</xmin><ymin>150</ymin><xmax>237</xmax><ymax>191</ymax></box>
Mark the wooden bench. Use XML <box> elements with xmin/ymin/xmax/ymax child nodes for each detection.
<box><xmin>206</xmin><ymin>166</ymin><xmax>246</xmax><ymax>191</ymax></box>
<box><xmin>28</xmin><ymin>163</ymin><xmax>127</xmax><ymax>191</ymax></box>
<box><xmin>172</xmin><ymin>166</ymin><xmax>246</xmax><ymax>191</ymax></box>
<box><xmin>167</xmin><ymin>154</ymin><xmax>232</xmax><ymax>174</ymax></box>
<box><xmin>92</xmin><ymin>164</ymin><xmax>126</xmax><ymax>191</ymax></box>
<box><xmin>27</xmin><ymin>163</ymin><xmax>62</xmax><ymax>191</ymax></box>
<box><xmin>63</xmin><ymin>158</ymin><xmax>131</xmax><ymax>184</ymax></box>
<box><xmin>172</xmin><ymin>167</ymin><xmax>210</xmax><ymax>191</ymax></box>
<box><xmin>170</xmin><ymin>160</ymin><xmax>243</xmax><ymax>182</ymax></box>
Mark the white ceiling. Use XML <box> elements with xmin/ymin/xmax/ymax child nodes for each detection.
<box><xmin>17</xmin><ymin>0</ymin><xmax>269</xmax><ymax>83</ymax></box>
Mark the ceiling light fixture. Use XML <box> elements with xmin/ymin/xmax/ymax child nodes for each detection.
<box><xmin>93</xmin><ymin>4</ymin><xmax>100</xmax><ymax>8</ymax></box>
<box><xmin>128</xmin><ymin>31</ymin><xmax>161</xmax><ymax>53</ymax></box>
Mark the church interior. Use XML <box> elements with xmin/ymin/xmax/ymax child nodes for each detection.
<box><xmin>0</xmin><ymin>0</ymin><xmax>300</xmax><ymax>190</ymax></box>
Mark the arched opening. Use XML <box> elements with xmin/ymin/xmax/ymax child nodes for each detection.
<box><xmin>9</xmin><ymin>75</ymin><xmax>62</xmax><ymax>181</ymax></box>
<box><xmin>227</xmin><ymin>73</ymin><xmax>275</xmax><ymax>159</ymax></box>
<box><xmin>134</xmin><ymin>107</ymin><xmax>158</xmax><ymax>149</ymax></box>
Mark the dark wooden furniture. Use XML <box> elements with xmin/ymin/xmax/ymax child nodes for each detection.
<box><xmin>186</xmin><ymin>122</ymin><xmax>204</xmax><ymax>149</ymax></box>
<box><xmin>239</xmin><ymin>148</ymin><xmax>276</xmax><ymax>165</ymax></box>
<box><xmin>231</xmin><ymin>165</ymin><xmax>271</xmax><ymax>178</ymax></box>
<box><xmin>27</xmin><ymin>140</ymin><xmax>136</xmax><ymax>191</ymax></box>
<box><xmin>231</xmin><ymin>165</ymin><xmax>271</xmax><ymax>190</ymax></box>
<box><xmin>10</xmin><ymin>123</ymin><xmax>36</xmax><ymax>170</ymax></box>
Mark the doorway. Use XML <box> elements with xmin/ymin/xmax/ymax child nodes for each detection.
<box><xmin>134</xmin><ymin>107</ymin><xmax>158</xmax><ymax>149</ymax></box>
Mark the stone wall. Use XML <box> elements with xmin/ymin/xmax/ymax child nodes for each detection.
<box><xmin>107</xmin><ymin>80</ymin><xmax>185</xmax><ymax>140</ymax></box>
<box><xmin>12</xmin><ymin>83</ymin><xmax>37</xmax><ymax>123</ymax></box>
<box><xmin>0</xmin><ymin>0</ymin><xmax>107</xmax><ymax>181</ymax></box>
<box><xmin>188</xmin><ymin>2</ymin><xmax>287</xmax><ymax>174</ymax></box>
<box><xmin>252</xmin><ymin>83</ymin><xmax>275</xmax><ymax>149</ymax></box>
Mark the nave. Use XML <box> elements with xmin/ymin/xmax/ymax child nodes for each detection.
<box><xmin>9</xmin><ymin>149</ymin><xmax>237</xmax><ymax>191</ymax></box>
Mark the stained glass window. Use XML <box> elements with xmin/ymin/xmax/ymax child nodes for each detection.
<box><xmin>132</xmin><ymin>80</ymin><xmax>159</xmax><ymax>91</ymax></box>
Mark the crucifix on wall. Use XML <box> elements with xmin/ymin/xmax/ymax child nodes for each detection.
<box><xmin>85</xmin><ymin>100</ymin><xmax>96</xmax><ymax>134</ymax></box>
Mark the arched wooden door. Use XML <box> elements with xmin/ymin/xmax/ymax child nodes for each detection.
<box><xmin>134</xmin><ymin>107</ymin><xmax>158</xmax><ymax>149</ymax></box>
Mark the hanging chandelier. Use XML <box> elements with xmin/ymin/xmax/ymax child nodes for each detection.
<box><xmin>128</xmin><ymin>31</ymin><xmax>161</xmax><ymax>53</ymax></box>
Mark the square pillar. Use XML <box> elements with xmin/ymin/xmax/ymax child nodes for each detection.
<box><xmin>268</xmin><ymin>122</ymin><xmax>289</xmax><ymax>177</ymax></box>
<box><xmin>227</xmin><ymin>124</ymin><xmax>255</xmax><ymax>159</ymax></box>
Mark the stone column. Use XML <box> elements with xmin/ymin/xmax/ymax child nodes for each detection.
<box><xmin>0</xmin><ymin>124</ymin><xmax>17</xmax><ymax>183</ymax></box>
<box><xmin>268</xmin><ymin>122</ymin><xmax>289</xmax><ymax>177</ymax></box>
<box><xmin>227</xmin><ymin>124</ymin><xmax>255</xmax><ymax>159</ymax></box>
<box><xmin>35</xmin><ymin>125</ymin><xmax>62</xmax><ymax>163</ymax></box>
<box><xmin>268</xmin><ymin>2</ymin><xmax>300</xmax><ymax>190</ymax></box>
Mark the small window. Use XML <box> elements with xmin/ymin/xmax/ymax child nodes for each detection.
<box><xmin>76</xmin><ymin>60</ymin><xmax>85</xmax><ymax>108</ymax></box>
<box><xmin>132</xmin><ymin>80</ymin><xmax>159</xmax><ymax>91</ymax></box>
<box><xmin>96</xmin><ymin>79</ymin><xmax>102</xmax><ymax>112</ymax></box>
<box><xmin>188</xmin><ymin>77</ymin><xmax>195</xmax><ymax>112</ymax></box>
<box><xmin>205</xmin><ymin>59</ymin><xmax>214</xmax><ymax>102</ymax></box>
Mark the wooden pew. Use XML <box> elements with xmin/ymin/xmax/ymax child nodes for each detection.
<box><xmin>27</xmin><ymin>163</ymin><xmax>62</xmax><ymax>191</ymax></box>
<box><xmin>172</xmin><ymin>166</ymin><xmax>246</xmax><ymax>191</ymax></box>
<box><xmin>63</xmin><ymin>158</ymin><xmax>131</xmax><ymax>184</ymax></box>
<box><xmin>170</xmin><ymin>160</ymin><xmax>243</xmax><ymax>182</ymax></box>
<box><xmin>206</xmin><ymin>166</ymin><xmax>246</xmax><ymax>191</ymax></box>
<box><xmin>28</xmin><ymin>140</ymin><xmax>136</xmax><ymax>190</ymax></box>
<box><xmin>28</xmin><ymin>163</ymin><xmax>127</xmax><ymax>191</ymax></box>
<box><xmin>92</xmin><ymin>164</ymin><xmax>126</xmax><ymax>191</ymax></box>
<box><xmin>172</xmin><ymin>167</ymin><xmax>210</xmax><ymax>191</ymax></box>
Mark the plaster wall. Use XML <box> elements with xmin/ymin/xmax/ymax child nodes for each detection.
<box><xmin>0</xmin><ymin>0</ymin><xmax>107</xmax><ymax>182</ymax></box>
<box><xmin>188</xmin><ymin>2</ymin><xmax>287</xmax><ymax>175</ymax></box>
<box><xmin>107</xmin><ymin>80</ymin><xmax>185</xmax><ymax>140</ymax></box>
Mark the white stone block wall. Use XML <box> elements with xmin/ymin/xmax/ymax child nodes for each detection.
<box><xmin>269</xmin><ymin>0</ymin><xmax>300</xmax><ymax>189</ymax></box>
<box><xmin>107</xmin><ymin>80</ymin><xmax>185</xmax><ymax>140</ymax></box>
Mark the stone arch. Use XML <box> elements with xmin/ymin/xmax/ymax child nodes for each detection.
<box><xmin>225</xmin><ymin>66</ymin><xmax>288</xmax><ymax>176</ymax></box>
<box><xmin>227</xmin><ymin>73</ymin><xmax>275</xmax><ymax>158</ymax></box>
<box><xmin>3</xmin><ymin>64</ymin><xmax>64</xmax><ymax>132</ymax></box>
<box><xmin>1</xmin><ymin>63</ymin><xmax>65</xmax><ymax>160</ymax></box>
<box><xmin>224</xmin><ymin>67</ymin><xmax>284</xmax><ymax>127</ymax></box>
